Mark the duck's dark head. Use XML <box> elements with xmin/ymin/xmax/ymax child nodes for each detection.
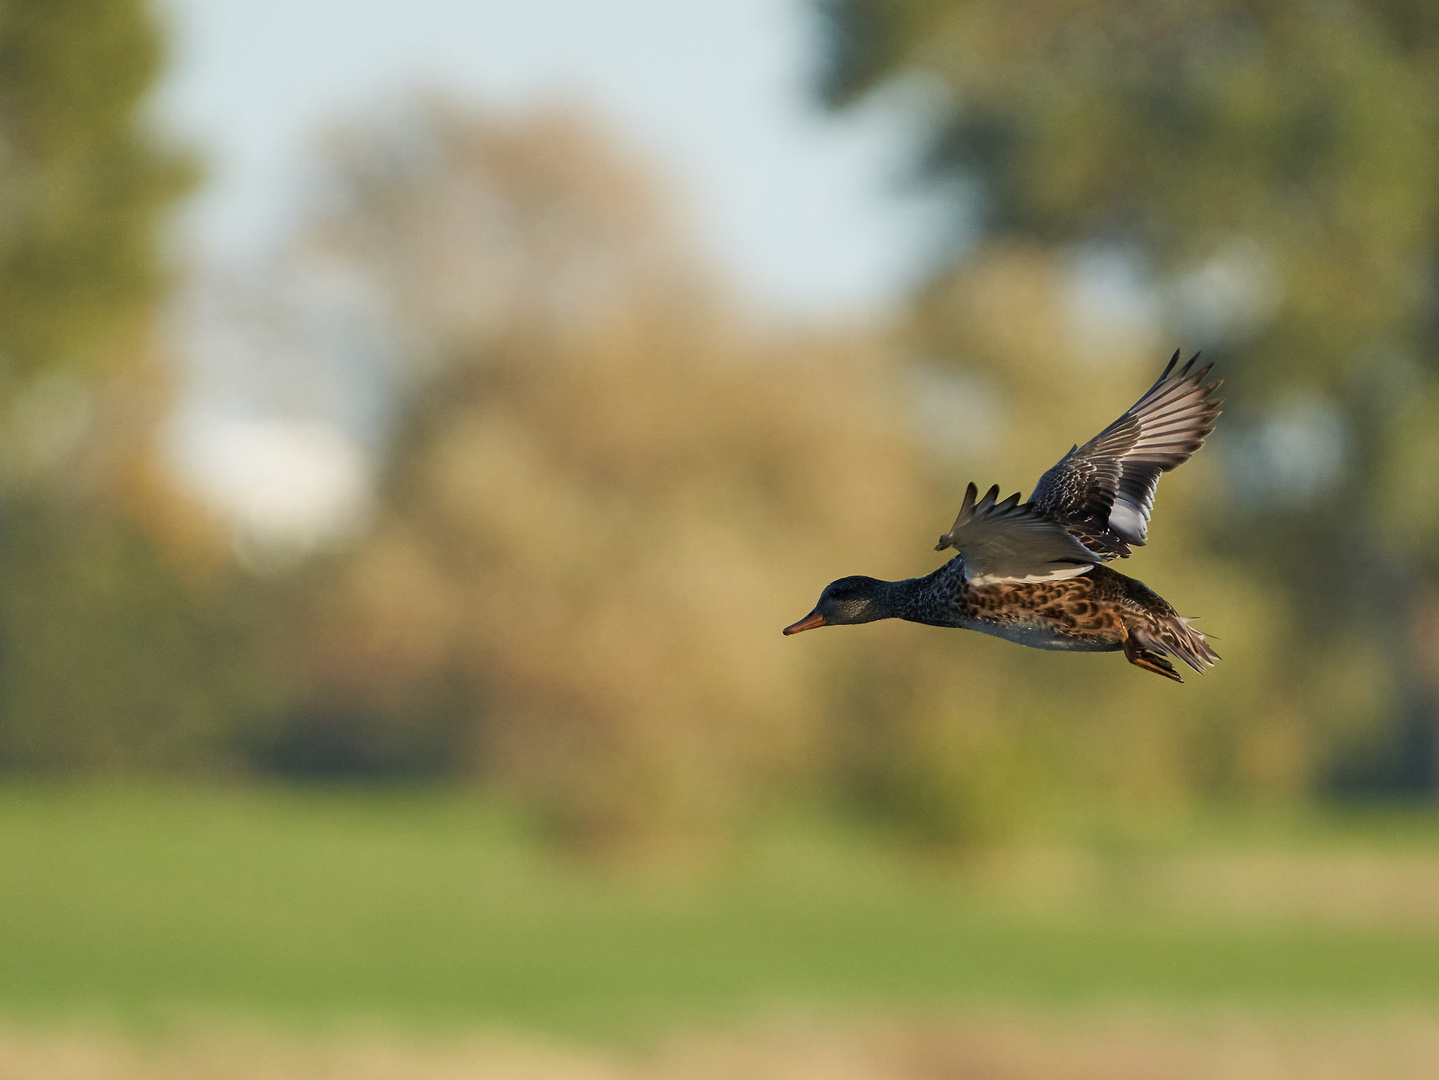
<box><xmin>782</xmin><ymin>575</ymin><xmax>891</xmax><ymax>634</ymax></box>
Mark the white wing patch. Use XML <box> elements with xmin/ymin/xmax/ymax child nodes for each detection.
<box><xmin>965</xmin><ymin>564</ymin><xmax>1096</xmax><ymax>587</ymax></box>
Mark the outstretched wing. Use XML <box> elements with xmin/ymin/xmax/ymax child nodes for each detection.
<box><xmin>1029</xmin><ymin>351</ymin><xmax>1221</xmax><ymax>558</ymax></box>
<box><xmin>935</xmin><ymin>483</ymin><xmax>1102</xmax><ymax>585</ymax></box>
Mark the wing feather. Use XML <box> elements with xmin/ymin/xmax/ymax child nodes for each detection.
<box><xmin>1029</xmin><ymin>351</ymin><xmax>1222</xmax><ymax>557</ymax></box>
<box><xmin>935</xmin><ymin>482</ymin><xmax>1102</xmax><ymax>585</ymax></box>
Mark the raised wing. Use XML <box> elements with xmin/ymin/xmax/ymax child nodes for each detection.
<box><xmin>935</xmin><ymin>483</ymin><xmax>1102</xmax><ymax>585</ymax></box>
<box><xmin>1029</xmin><ymin>351</ymin><xmax>1221</xmax><ymax>558</ymax></box>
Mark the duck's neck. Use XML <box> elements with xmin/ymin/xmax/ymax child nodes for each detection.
<box><xmin>875</xmin><ymin>565</ymin><xmax>954</xmax><ymax>626</ymax></box>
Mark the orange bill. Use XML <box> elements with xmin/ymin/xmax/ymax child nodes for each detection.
<box><xmin>782</xmin><ymin>611</ymin><xmax>827</xmax><ymax>635</ymax></box>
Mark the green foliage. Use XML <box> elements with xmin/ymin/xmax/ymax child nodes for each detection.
<box><xmin>0</xmin><ymin>497</ymin><xmax>278</xmax><ymax>772</ymax></box>
<box><xmin>0</xmin><ymin>0</ymin><xmax>196</xmax><ymax>378</ymax></box>
<box><xmin>0</xmin><ymin>0</ymin><xmax>263</xmax><ymax>774</ymax></box>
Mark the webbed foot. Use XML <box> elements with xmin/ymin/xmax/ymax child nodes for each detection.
<box><xmin>1124</xmin><ymin>635</ymin><xmax>1183</xmax><ymax>682</ymax></box>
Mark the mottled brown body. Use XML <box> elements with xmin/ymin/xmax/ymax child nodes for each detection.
<box><xmin>967</xmin><ymin>575</ymin><xmax>1128</xmax><ymax>644</ymax></box>
<box><xmin>882</xmin><ymin>558</ymin><xmax>1212</xmax><ymax>680</ymax></box>
<box><xmin>908</xmin><ymin>562</ymin><xmax>1211</xmax><ymax>680</ymax></box>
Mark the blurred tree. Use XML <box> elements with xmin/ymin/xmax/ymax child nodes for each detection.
<box><xmin>818</xmin><ymin>0</ymin><xmax>1439</xmax><ymax>796</ymax></box>
<box><xmin>0</xmin><ymin>0</ymin><xmax>194</xmax><ymax>381</ymax></box>
<box><xmin>270</xmin><ymin>99</ymin><xmax>947</xmax><ymax>850</ymax></box>
<box><xmin>0</xmin><ymin>0</ymin><xmax>270</xmax><ymax>771</ymax></box>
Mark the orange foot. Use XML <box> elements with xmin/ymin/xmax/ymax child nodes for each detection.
<box><xmin>1124</xmin><ymin>635</ymin><xmax>1182</xmax><ymax>682</ymax></box>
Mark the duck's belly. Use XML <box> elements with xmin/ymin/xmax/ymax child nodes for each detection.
<box><xmin>964</xmin><ymin>618</ymin><xmax>1122</xmax><ymax>653</ymax></box>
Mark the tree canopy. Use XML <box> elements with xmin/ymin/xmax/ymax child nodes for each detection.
<box><xmin>0</xmin><ymin>0</ymin><xmax>264</xmax><ymax>773</ymax></box>
<box><xmin>0</xmin><ymin>0</ymin><xmax>195</xmax><ymax>380</ymax></box>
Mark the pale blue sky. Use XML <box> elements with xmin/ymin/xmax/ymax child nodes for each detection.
<box><xmin>155</xmin><ymin>0</ymin><xmax>943</xmax><ymax>318</ymax></box>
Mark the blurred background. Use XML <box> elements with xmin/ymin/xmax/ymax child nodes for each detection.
<box><xmin>5</xmin><ymin>0</ymin><xmax>1439</xmax><ymax>1076</ymax></box>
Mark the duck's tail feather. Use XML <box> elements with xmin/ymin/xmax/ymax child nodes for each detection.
<box><xmin>1133</xmin><ymin>614</ymin><xmax>1220</xmax><ymax>675</ymax></box>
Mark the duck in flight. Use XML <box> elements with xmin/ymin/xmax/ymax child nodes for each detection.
<box><xmin>782</xmin><ymin>352</ymin><xmax>1222</xmax><ymax>682</ymax></box>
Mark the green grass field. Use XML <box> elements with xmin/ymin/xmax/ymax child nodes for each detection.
<box><xmin>3</xmin><ymin>785</ymin><xmax>1439</xmax><ymax>1038</ymax></box>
